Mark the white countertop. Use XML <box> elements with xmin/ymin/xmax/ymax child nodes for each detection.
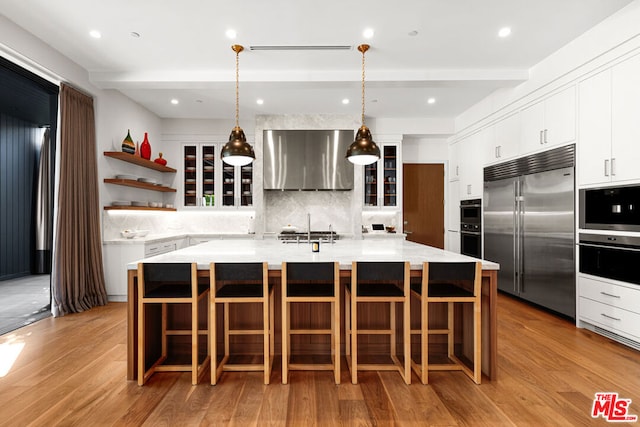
<box><xmin>104</xmin><ymin>233</ymin><xmax>253</xmax><ymax>245</ymax></box>
<box><xmin>127</xmin><ymin>239</ymin><xmax>499</xmax><ymax>270</ymax></box>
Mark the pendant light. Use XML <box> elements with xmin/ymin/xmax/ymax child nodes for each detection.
<box><xmin>346</xmin><ymin>44</ymin><xmax>380</xmax><ymax>165</ymax></box>
<box><xmin>221</xmin><ymin>44</ymin><xmax>256</xmax><ymax>166</ymax></box>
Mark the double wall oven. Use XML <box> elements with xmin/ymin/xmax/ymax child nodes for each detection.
<box><xmin>460</xmin><ymin>199</ymin><xmax>482</xmax><ymax>258</ymax></box>
<box><xmin>578</xmin><ymin>184</ymin><xmax>640</xmax><ymax>284</ymax></box>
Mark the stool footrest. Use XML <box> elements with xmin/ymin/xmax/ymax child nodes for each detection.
<box><xmin>289</xmin><ymin>328</ymin><xmax>333</xmax><ymax>335</ymax></box>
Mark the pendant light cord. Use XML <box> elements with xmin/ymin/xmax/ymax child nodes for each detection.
<box><xmin>235</xmin><ymin>48</ymin><xmax>240</xmax><ymax>129</ymax></box>
<box><xmin>361</xmin><ymin>47</ymin><xmax>366</xmax><ymax>126</ymax></box>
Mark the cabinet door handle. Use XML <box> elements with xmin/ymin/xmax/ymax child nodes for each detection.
<box><xmin>495</xmin><ymin>146</ymin><xmax>498</xmax><ymax>158</ymax></box>
<box><xmin>604</xmin><ymin>159</ymin><xmax>610</xmax><ymax>177</ymax></box>
<box><xmin>543</xmin><ymin>129</ymin><xmax>548</xmax><ymax>144</ymax></box>
<box><xmin>539</xmin><ymin>130</ymin><xmax>544</xmax><ymax>145</ymax></box>
<box><xmin>456</xmin><ymin>165</ymin><xmax>459</xmax><ymax>176</ymax></box>
<box><xmin>601</xmin><ymin>313</ymin><xmax>621</xmax><ymax>322</ymax></box>
<box><xmin>467</xmin><ymin>184</ymin><xmax>471</xmax><ymax>195</ymax></box>
<box><xmin>498</xmin><ymin>145</ymin><xmax>502</xmax><ymax>158</ymax></box>
<box><xmin>611</xmin><ymin>158</ymin><xmax>616</xmax><ymax>176</ymax></box>
<box><xmin>600</xmin><ymin>291</ymin><xmax>621</xmax><ymax>299</ymax></box>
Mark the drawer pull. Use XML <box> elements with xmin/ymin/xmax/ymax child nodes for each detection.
<box><xmin>600</xmin><ymin>292</ymin><xmax>621</xmax><ymax>299</ymax></box>
<box><xmin>601</xmin><ymin>313</ymin><xmax>621</xmax><ymax>321</ymax></box>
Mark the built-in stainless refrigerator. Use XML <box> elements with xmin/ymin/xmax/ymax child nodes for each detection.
<box><xmin>483</xmin><ymin>145</ymin><xmax>575</xmax><ymax>318</ymax></box>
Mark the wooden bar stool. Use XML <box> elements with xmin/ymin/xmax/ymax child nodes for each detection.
<box><xmin>346</xmin><ymin>261</ymin><xmax>411</xmax><ymax>385</ymax></box>
<box><xmin>210</xmin><ymin>262</ymin><xmax>274</xmax><ymax>385</ymax></box>
<box><xmin>137</xmin><ymin>262</ymin><xmax>210</xmax><ymax>386</ymax></box>
<box><xmin>410</xmin><ymin>261</ymin><xmax>482</xmax><ymax>384</ymax></box>
<box><xmin>281</xmin><ymin>262</ymin><xmax>340</xmax><ymax>384</ymax></box>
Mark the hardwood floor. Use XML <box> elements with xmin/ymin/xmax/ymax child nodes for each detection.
<box><xmin>1</xmin><ymin>293</ymin><xmax>639</xmax><ymax>426</ymax></box>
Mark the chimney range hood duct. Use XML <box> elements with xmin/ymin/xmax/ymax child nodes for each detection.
<box><xmin>263</xmin><ymin>129</ymin><xmax>354</xmax><ymax>190</ymax></box>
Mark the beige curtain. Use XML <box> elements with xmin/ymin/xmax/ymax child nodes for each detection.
<box><xmin>52</xmin><ymin>83</ymin><xmax>107</xmax><ymax>316</ymax></box>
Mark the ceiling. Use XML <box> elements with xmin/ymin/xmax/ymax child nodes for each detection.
<box><xmin>0</xmin><ymin>0</ymin><xmax>634</xmax><ymax>123</ymax></box>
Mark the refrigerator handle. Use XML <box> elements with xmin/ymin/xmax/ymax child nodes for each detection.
<box><xmin>519</xmin><ymin>197</ymin><xmax>525</xmax><ymax>293</ymax></box>
<box><xmin>514</xmin><ymin>180</ymin><xmax>520</xmax><ymax>294</ymax></box>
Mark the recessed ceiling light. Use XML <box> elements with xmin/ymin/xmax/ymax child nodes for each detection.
<box><xmin>363</xmin><ymin>28</ymin><xmax>374</xmax><ymax>39</ymax></box>
<box><xmin>89</xmin><ymin>30</ymin><xmax>101</xmax><ymax>39</ymax></box>
<box><xmin>342</xmin><ymin>98</ymin><xmax>350</xmax><ymax>105</ymax></box>
<box><xmin>130</xmin><ymin>32</ymin><xmax>140</xmax><ymax>38</ymax></box>
<box><xmin>498</xmin><ymin>27</ymin><xmax>511</xmax><ymax>38</ymax></box>
<box><xmin>256</xmin><ymin>99</ymin><xmax>264</xmax><ymax>105</ymax></box>
<box><xmin>170</xmin><ymin>99</ymin><xmax>179</xmax><ymax>105</ymax></box>
<box><xmin>226</xmin><ymin>29</ymin><xmax>237</xmax><ymax>39</ymax></box>
<box><xmin>427</xmin><ymin>97</ymin><xmax>436</xmax><ymax>104</ymax></box>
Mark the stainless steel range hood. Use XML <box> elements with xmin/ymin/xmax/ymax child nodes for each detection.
<box><xmin>263</xmin><ymin>129</ymin><xmax>354</xmax><ymax>190</ymax></box>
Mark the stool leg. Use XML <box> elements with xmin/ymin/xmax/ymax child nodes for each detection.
<box><xmin>270</xmin><ymin>289</ymin><xmax>275</xmax><ymax>379</ymax></box>
<box><xmin>333</xmin><ymin>298</ymin><xmax>340</xmax><ymax>384</ymax></box>
<box><xmin>403</xmin><ymin>295</ymin><xmax>411</xmax><ymax>385</ymax></box>
<box><xmin>351</xmin><ymin>290</ymin><xmax>358</xmax><ymax>384</ymax></box>
<box><xmin>137</xmin><ymin>297</ymin><xmax>145</xmax><ymax>386</ymax></box>
<box><xmin>263</xmin><ymin>294</ymin><xmax>270</xmax><ymax>385</ymax></box>
<box><xmin>447</xmin><ymin>302</ymin><xmax>454</xmax><ymax>358</ymax></box>
<box><xmin>473</xmin><ymin>299</ymin><xmax>482</xmax><ymax>384</ymax></box>
<box><xmin>211</xmin><ymin>298</ymin><xmax>218</xmax><ymax>385</ymax></box>
<box><xmin>390</xmin><ymin>302</ymin><xmax>396</xmax><ymax>358</ymax></box>
<box><xmin>191</xmin><ymin>297</ymin><xmax>198</xmax><ymax>385</ymax></box>
<box><xmin>282</xmin><ymin>298</ymin><xmax>289</xmax><ymax>384</ymax></box>
<box><xmin>421</xmin><ymin>296</ymin><xmax>428</xmax><ymax>385</ymax></box>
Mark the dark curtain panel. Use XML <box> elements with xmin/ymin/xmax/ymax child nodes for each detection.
<box><xmin>52</xmin><ymin>83</ymin><xmax>107</xmax><ymax>316</ymax></box>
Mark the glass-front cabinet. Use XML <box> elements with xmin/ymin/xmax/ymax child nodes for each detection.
<box><xmin>182</xmin><ymin>143</ymin><xmax>252</xmax><ymax>208</ymax></box>
<box><xmin>364</xmin><ymin>144</ymin><xmax>399</xmax><ymax>208</ymax></box>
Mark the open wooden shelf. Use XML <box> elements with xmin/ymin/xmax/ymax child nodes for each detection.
<box><xmin>104</xmin><ymin>206</ymin><xmax>177</xmax><ymax>212</ymax></box>
<box><xmin>104</xmin><ymin>151</ymin><xmax>177</xmax><ymax>173</ymax></box>
<box><xmin>104</xmin><ymin>178</ymin><xmax>176</xmax><ymax>192</ymax></box>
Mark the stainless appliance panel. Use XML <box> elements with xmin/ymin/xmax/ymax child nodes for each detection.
<box><xmin>578</xmin><ymin>233</ymin><xmax>640</xmax><ymax>285</ymax></box>
<box><xmin>521</xmin><ymin>167</ymin><xmax>575</xmax><ymax>317</ymax></box>
<box><xmin>484</xmin><ymin>145</ymin><xmax>575</xmax><ymax>319</ymax></box>
<box><xmin>483</xmin><ymin>177</ymin><xmax>518</xmax><ymax>295</ymax></box>
<box><xmin>263</xmin><ymin>129</ymin><xmax>354</xmax><ymax>190</ymax></box>
<box><xmin>579</xmin><ymin>184</ymin><xmax>640</xmax><ymax>231</ymax></box>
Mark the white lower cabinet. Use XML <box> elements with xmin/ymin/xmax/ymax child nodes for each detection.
<box><xmin>103</xmin><ymin>237</ymin><xmax>186</xmax><ymax>301</ymax></box>
<box><xmin>446</xmin><ymin>230</ymin><xmax>460</xmax><ymax>253</ymax></box>
<box><xmin>578</xmin><ymin>275</ymin><xmax>640</xmax><ymax>343</ymax></box>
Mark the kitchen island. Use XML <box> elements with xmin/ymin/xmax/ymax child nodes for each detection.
<box><xmin>126</xmin><ymin>239</ymin><xmax>499</xmax><ymax>381</ymax></box>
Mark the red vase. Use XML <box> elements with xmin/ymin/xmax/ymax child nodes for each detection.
<box><xmin>140</xmin><ymin>132</ymin><xmax>151</xmax><ymax>160</ymax></box>
<box><xmin>154</xmin><ymin>152</ymin><xmax>167</xmax><ymax>166</ymax></box>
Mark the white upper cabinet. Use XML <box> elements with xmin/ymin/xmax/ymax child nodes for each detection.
<box><xmin>486</xmin><ymin>112</ymin><xmax>520</xmax><ymax>164</ymax></box>
<box><xmin>459</xmin><ymin>127</ymin><xmax>491</xmax><ymax>200</ymax></box>
<box><xmin>611</xmin><ymin>53</ymin><xmax>640</xmax><ymax>184</ymax></box>
<box><xmin>448</xmin><ymin>141</ymin><xmax>460</xmax><ymax>182</ymax></box>
<box><xmin>578</xmin><ymin>69</ymin><xmax>612</xmax><ymax>186</ymax></box>
<box><xmin>520</xmin><ymin>86</ymin><xmax>576</xmax><ymax>155</ymax></box>
<box><xmin>578</xmin><ymin>53</ymin><xmax>640</xmax><ymax>186</ymax></box>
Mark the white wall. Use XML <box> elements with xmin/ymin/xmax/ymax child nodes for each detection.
<box><xmin>454</xmin><ymin>0</ymin><xmax>640</xmax><ymax>136</ymax></box>
<box><xmin>402</xmin><ymin>137</ymin><xmax>448</xmax><ymax>165</ymax></box>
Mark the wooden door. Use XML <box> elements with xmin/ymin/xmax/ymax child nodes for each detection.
<box><xmin>403</xmin><ymin>164</ymin><xmax>444</xmax><ymax>248</ymax></box>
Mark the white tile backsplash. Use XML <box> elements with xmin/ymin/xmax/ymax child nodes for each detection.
<box><xmin>103</xmin><ymin>210</ymin><xmax>255</xmax><ymax>240</ymax></box>
<box><xmin>264</xmin><ymin>191</ymin><xmax>353</xmax><ymax>234</ymax></box>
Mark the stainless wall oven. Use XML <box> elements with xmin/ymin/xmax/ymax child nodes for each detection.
<box><xmin>579</xmin><ymin>184</ymin><xmax>640</xmax><ymax>232</ymax></box>
<box><xmin>578</xmin><ymin>233</ymin><xmax>640</xmax><ymax>285</ymax></box>
<box><xmin>460</xmin><ymin>199</ymin><xmax>481</xmax><ymax>258</ymax></box>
